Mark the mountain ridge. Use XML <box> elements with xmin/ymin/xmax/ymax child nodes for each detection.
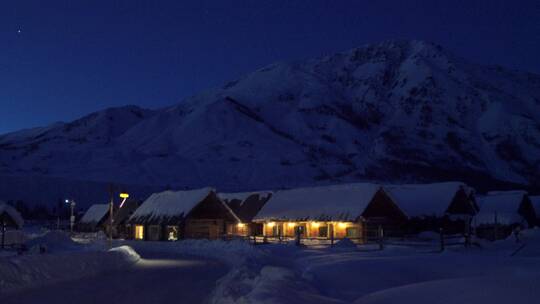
<box><xmin>1</xmin><ymin>40</ymin><xmax>539</xmax><ymax>206</ymax></box>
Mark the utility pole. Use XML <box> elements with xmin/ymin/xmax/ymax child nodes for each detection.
<box><xmin>65</xmin><ymin>199</ymin><xmax>76</xmax><ymax>234</ymax></box>
<box><xmin>108</xmin><ymin>184</ymin><xmax>114</xmax><ymax>249</ymax></box>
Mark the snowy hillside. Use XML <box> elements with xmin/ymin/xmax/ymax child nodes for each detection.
<box><xmin>1</xmin><ymin>40</ymin><xmax>539</xmax><ymax>205</ymax></box>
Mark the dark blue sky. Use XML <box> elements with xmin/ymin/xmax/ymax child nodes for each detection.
<box><xmin>1</xmin><ymin>0</ymin><xmax>539</xmax><ymax>134</ymax></box>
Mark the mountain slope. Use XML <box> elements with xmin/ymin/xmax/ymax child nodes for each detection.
<box><xmin>1</xmin><ymin>40</ymin><xmax>539</xmax><ymax>206</ymax></box>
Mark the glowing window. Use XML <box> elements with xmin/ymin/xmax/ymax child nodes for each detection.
<box><xmin>167</xmin><ymin>226</ymin><xmax>178</xmax><ymax>241</ymax></box>
<box><xmin>135</xmin><ymin>225</ymin><xmax>144</xmax><ymax>240</ymax></box>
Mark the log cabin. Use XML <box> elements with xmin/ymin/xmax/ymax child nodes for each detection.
<box><xmin>362</xmin><ymin>182</ymin><xmax>477</xmax><ymax>236</ymax></box>
<box><xmin>127</xmin><ymin>187</ymin><xmax>242</xmax><ymax>241</ymax></box>
<box><xmin>218</xmin><ymin>191</ymin><xmax>272</xmax><ymax>237</ymax></box>
<box><xmin>0</xmin><ymin>202</ymin><xmax>24</xmax><ymax>249</ymax></box>
<box><xmin>475</xmin><ymin>191</ymin><xmax>536</xmax><ymax>240</ymax></box>
<box><xmin>77</xmin><ymin>204</ymin><xmax>111</xmax><ymax>232</ymax></box>
<box><xmin>113</xmin><ymin>199</ymin><xmax>141</xmax><ymax>239</ymax></box>
<box><xmin>253</xmin><ymin>183</ymin><xmax>384</xmax><ymax>243</ymax></box>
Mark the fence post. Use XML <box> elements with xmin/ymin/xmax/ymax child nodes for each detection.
<box><xmin>493</xmin><ymin>212</ymin><xmax>499</xmax><ymax>241</ymax></box>
<box><xmin>330</xmin><ymin>224</ymin><xmax>334</xmax><ymax>247</ymax></box>
<box><xmin>439</xmin><ymin>228</ymin><xmax>445</xmax><ymax>252</ymax></box>
<box><xmin>1</xmin><ymin>218</ymin><xmax>5</xmax><ymax>250</ymax></box>
<box><xmin>465</xmin><ymin>218</ymin><xmax>471</xmax><ymax>248</ymax></box>
<box><xmin>278</xmin><ymin>224</ymin><xmax>282</xmax><ymax>243</ymax></box>
<box><xmin>362</xmin><ymin>221</ymin><xmax>367</xmax><ymax>244</ymax></box>
<box><xmin>378</xmin><ymin>225</ymin><xmax>384</xmax><ymax>250</ymax></box>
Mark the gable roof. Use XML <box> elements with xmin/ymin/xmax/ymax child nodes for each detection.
<box><xmin>114</xmin><ymin>199</ymin><xmax>140</xmax><ymax>225</ymax></box>
<box><xmin>254</xmin><ymin>183</ymin><xmax>381</xmax><ymax>221</ymax></box>
<box><xmin>218</xmin><ymin>191</ymin><xmax>272</xmax><ymax>207</ymax></box>
<box><xmin>128</xmin><ymin>187</ymin><xmax>214</xmax><ymax>225</ymax></box>
<box><xmin>79</xmin><ymin>204</ymin><xmax>109</xmax><ymax>224</ymax></box>
<box><xmin>475</xmin><ymin>191</ymin><xmax>528</xmax><ymax>225</ymax></box>
<box><xmin>0</xmin><ymin>202</ymin><xmax>24</xmax><ymax>228</ymax></box>
<box><xmin>385</xmin><ymin>182</ymin><xmax>473</xmax><ymax>218</ymax></box>
<box><xmin>218</xmin><ymin>191</ymin><xmax>273</xmax><ymax>222</ymax></box>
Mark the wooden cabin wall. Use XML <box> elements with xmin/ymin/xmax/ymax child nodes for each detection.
<box><xmin>260</xmin><ymin>221</ymin><xmax>362</xmax><ymax>239</ymax></box>
<box><xmin>446</xmin><ymin>188</ymin><xmax>476</xmax><ymax>215</ymax></box>
<box><xmin>187</xmin><ymin>193</ymin><xmax>238</xmax><ymax>222</ymax></box>
<box><xmin>183</xmin><ymin>193</ymin><xmax>237</xmax><ymax>239</ymax></box>
<box><xmin>362</xmin><ymin>189</ymin><xmax>408</xmax><ymax>237</ymax></box>
<box><xmin>476</xmin><ymin>224</ymin><xmax>516</xmax><ymax>241</ymax></box>
<box><xmin>185</xmin><ymin>219</ymin><xmax>225</xmax><ymax>239</ymax></box>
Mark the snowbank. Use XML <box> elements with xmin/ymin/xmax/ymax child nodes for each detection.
<box><xmin>0</xmin><ymin>245</ymin><xmax>140</xmax><ymax>294</ymax></box>
<box><xmin>211</xmin><ymin>266</ymin><xmax>343</xmax><ymax>304</ymax></box>
<box><xmin>26</xmin><ymin>231</ymin><xmax>82</xmax><ymax>253</ymax></box>
<box><xmin>124</xmin><ymin>239</ymin><xmax>264</xmax><ymax>266</ymax></box>
<box><xmin>354</xmin><ymin>274</ymin><xmax>540</xmax><ymax>304</ymax></box>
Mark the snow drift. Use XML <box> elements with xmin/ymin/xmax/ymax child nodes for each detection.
<box><xmin>0</xmin><ymin>245</ymin><xmax>140</xmax><ymax>294</ymax></box>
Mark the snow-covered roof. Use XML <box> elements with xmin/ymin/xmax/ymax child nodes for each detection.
<box><xmin>474</xmin><ymin>191</ymin><xmax>528</xmax><ymax>226</ymax></box>
<box><xmin>128</xmin><ymin>187</ymin><xmax>214</xmax><ymax>224</ymax></box>
<box><xmin>385</xmin><ymin>182</ymin><xmax>472</xmax><ymax>218</ymax></box>
<box><xmin>530</xmin><ymin>196</ymin><xmax>540</xmax><ymax>218</ymax></box>
<box><xmin>477</xmin><ymin>191</ymin><xmax>527</xmax><ymax>213</ymax></box>
<box><xmin>79</xmin><ymin>204</ymin><xmax>109</xmax><ymax>224</ymax></box>
<box><xmin>254</xmin><ymin>183</ymin><xmax>381</xmax><ymax>221</ymax></box>
<box><xmin>219</xmin><ymin>191</ymin><xmax>273</xmax><ymax>222</ymax></box>
<box><xmin>114</xmin><ymin>199</ymin><xmax>140</xmax><ymax>225</ymax></box>
<box><xmin>218</xmin><ymin>191</ymin><xmax>273</xmax><ymax>206</ymax></box>
<box><xmin>0</xmin><ymin>202</ymin><xmax>24</xmax><ymax>228</ymax></box>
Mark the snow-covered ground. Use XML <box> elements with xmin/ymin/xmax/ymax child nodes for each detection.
<box><xmin>210</xmin><ymin>229</ymin><xmax>540</xmax><ymax>303</ymax></box>
<box><xmin>1</xmin><ymin>229</ymin><xmax>540</xmax><ymax>303</ymax></box>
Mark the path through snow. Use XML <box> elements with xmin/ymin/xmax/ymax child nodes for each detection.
<box><xmin>1</xmin><ymin>251</ymin><xmax>228</xmax><ymax>304</ymax></box>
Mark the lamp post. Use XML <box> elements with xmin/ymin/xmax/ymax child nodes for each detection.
<box><xmin>65</xmin><ymin>199</ymin><xmax>76</xmax><ymax>233</ymax></box>
<box><xmin>119</xmin><ymin>192</ymin><xmax>129</xmax><ymax>208</ymax></box>
<box><xmin>107</xmin><ymin>186</ymin><xmax>130</xmax><ymax>249</ymax></box>
<box><xmin>108</xmin><ymin>185</ymin><xmax>115</xmax><ymax>249</ymax></box>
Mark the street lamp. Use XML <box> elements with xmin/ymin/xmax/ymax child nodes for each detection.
<box><xmin>119</xmin><ymin>192</ymin><xmax>129</xmax><ymax>208</ymax></box>
<box><xmin>65</xmin><ymin>199</ymin><xmax>76</xmax><ymax>233</ymax></box>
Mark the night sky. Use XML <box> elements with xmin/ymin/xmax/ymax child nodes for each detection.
<box><xmin>1</xmin><ymin>0</ymin><xmax>539</xmax><ymax>135</ymax></box>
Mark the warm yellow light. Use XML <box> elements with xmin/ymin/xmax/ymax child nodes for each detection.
<box><xmin>338</xmin><ymin>222</ymin><xmax>347</xmax><ymax>229</ymax></box>
<box><xmin>135</xmin><ymin>225</ymin><xmax>144</xmax><ymax>240</ymax></box>
<box><xmin>267</xmin><ymin>222</ymin><xmax>276</xmax><ymax>227</ymax></box>
<box><xmin>287</xmin><ymin>222</ymin><xmax>296</xmax><ymax>228</ymax></box>
<box><xmin>119</xmin><ymin>193</ymin><xmax>129</xmax><ymax>199</ymax></box>
<box><xmin>311</xmin><ymin>222</ymin><xmax>320</xmax><ymax>228</ymax></box>
<box><xmin>237</xmin><ymin>223</ymin><xmax>245</xmax><ymax>228</ymax></box>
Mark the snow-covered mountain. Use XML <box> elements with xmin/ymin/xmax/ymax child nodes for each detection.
<box><xmin>1</xmin><ymin>40</ymin><xmax>539</xmax><ymax>206</ymax></box>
